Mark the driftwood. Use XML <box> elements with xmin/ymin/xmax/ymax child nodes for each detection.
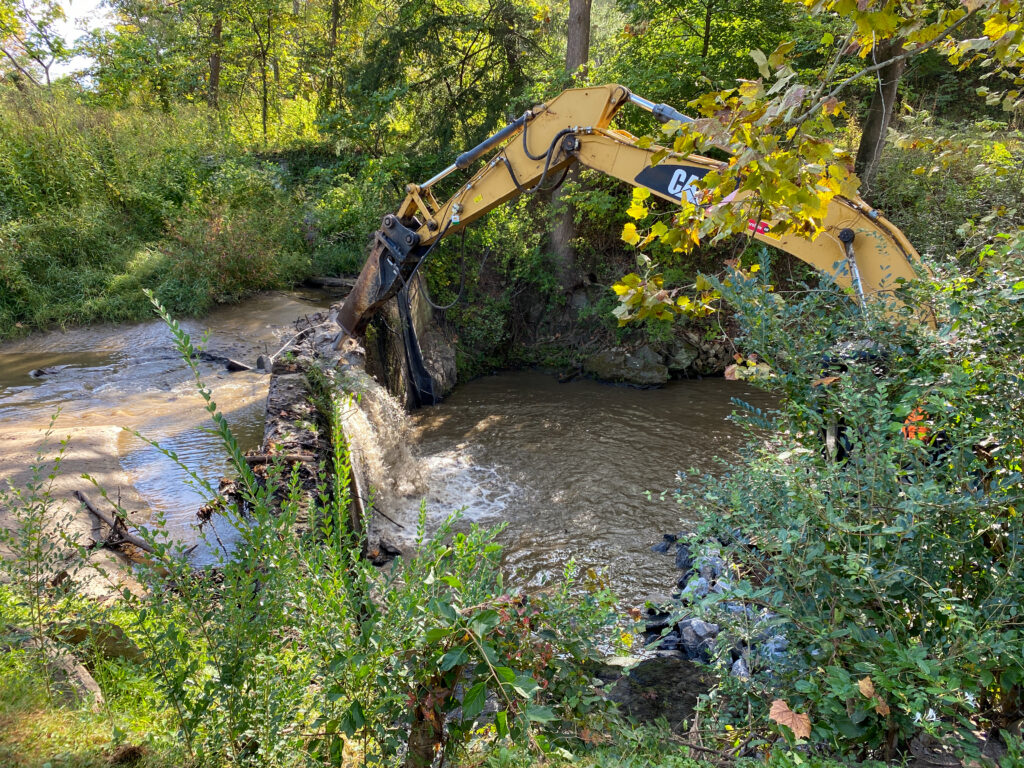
<box><xmin>196</xmin><ymin>351</ymin><xmax>253</xmax><ymax>372</ymax></box>
<box><xmin>306</xmin><ymin>275</ymin><xmax>356</xmax><ymax>289</ymax></box>
<box><xmin>74</xmin><ymin>490</ymin><xmax>156</xmax><ymax>555</ymax></box>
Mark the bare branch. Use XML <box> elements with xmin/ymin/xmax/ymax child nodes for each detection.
<box><xmin>0</xmin><ymin>45</ymin><xmax>43</xmax><ymax>86</ymax></box>
<box><xmin>789</xmin><ymin>10</ymin><xmax>977</xmax><ymax>127</ymax></box>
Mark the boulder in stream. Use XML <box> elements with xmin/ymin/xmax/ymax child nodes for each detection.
<box><xmin>583</xmin><ymin>346</ymin><xmax>669</xmax><ymax>387</ymax></box>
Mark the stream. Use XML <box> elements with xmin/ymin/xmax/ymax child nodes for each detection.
<box><xmin>0</xmin><ymin>294</ymin><xmax>773</xmax><ymax>601</ymax></box>
<box><xmin>398</xmin><ymin>371</ymin><xmax>775</xmax><ymax>606</ymax></box>
<box><xmin>0</xmin><ymin>291</ymin><xmax>334</xmax><ymax>563</ymax></box>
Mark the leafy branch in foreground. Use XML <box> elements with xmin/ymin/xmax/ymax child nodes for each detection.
<box><xmin>613</xmin><ymin>0</ymin><xmax>1024</xmax><ymax>319</ymax></box>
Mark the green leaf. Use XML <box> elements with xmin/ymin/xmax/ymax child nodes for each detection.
<box><xmin>496</xmin><ymin>710</ymin><xmax>509</xmax><ymax>738</ymax></box>
<box><xmin>440</xmin><ymin>646</ymin><xmax>470</xmax><ymax>671</ymax></box>
<box><xmin>511</xmin><ymin>674</ymin><xmax>539</xmax><ymax>698</ymax></box>
<box><xmin>526</xmin><ymin>703</ymin><xmax>557</xmax><ymax>723</ymax></box>
<box><xmin>427</xmin><ymin>597</ymin><xmax>458</xmax><ymax>623</ymax></box>
<box><xmin>469</xmin><ymin>609</ymin><xmax>500</xmax><ymax>637</ymax></box>
<box><xmin>423</xmin><ymin>627</ymin><xmax>449</xmax><ymax>644</ymax></box>
<box><xmin>462</xmin><ymin>682</ymin><xmax>486</xmax><ymax>720</ymax></box>
<box><xmin>340</xmin><ymin>701</ymin><xmax>365</xmax><ymax>736</ymax></box>
<box><xmin>494</xmin><ymin>666</ymin><xmax>516</xmax><ymax>683</ymax></box>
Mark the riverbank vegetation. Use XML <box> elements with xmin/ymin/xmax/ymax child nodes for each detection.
<box><xmin>3</xmin><ymin>0</ymin><xmax>1024</xmax><ymax>764</ymax></box>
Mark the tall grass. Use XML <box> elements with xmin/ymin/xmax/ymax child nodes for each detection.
<box><xmin>0</xmin><ymin>88</ymin><xmax>314</xmax><ymax>338</ymax></box>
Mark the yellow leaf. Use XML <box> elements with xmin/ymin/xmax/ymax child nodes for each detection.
<box><xmin>769</xmin><ymin>699</ymin><xmax>812</xmax><ymax>740</ymax></box>
<box><xmin>984</xmin><ymin>14</ymin><xmax>1012</xmax><ymax>40</ymax></box>
<box><xmin>768</xmin><ymin>40</ymin><xmax>796</xmax><ymax>69</ymax></box>
<box><xmin>626</xmin><ymin>203</ymin><xmax>649</xmax><ymax>220</ymax></box>
<box><xmin>621</xmin><ymin>223</ymin><xmax>641</xmax><ymax>245</ymax></box>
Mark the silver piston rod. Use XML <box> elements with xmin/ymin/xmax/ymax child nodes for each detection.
<box><xmin>416</xmin><ymin>91</ymin><xmax>692</xmax><ymax>191</ymax></box>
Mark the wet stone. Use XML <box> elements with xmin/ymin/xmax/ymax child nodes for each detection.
<box><xmin>696</xmin><ymin>552</ymin><xmax>725</xmax><ymax>580</ymax></box>
<box><xmin>674</xmin><ymin>542</ymin><xmax>694</xmax><ymax>571</ymax></box>
<box><xmin>679</xmin><ymin>576</ymin><xmax>710</xmax><ymax>601</ymax></box>
<box><xmin>731</xmin><ymin>657</ymin><xmax>750</xmax><ymax>680</ymax></box>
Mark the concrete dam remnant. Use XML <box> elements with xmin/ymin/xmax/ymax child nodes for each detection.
<box><xmin>259</xmin><ymin>281</ymin><xmax>453</xmax><ymax>557</ymax></box>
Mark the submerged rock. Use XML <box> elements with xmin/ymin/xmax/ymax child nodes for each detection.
<box><xmin>583</xmin><ymin>346</ymin><xmax>669</xmax><ymax>387</ymax></box>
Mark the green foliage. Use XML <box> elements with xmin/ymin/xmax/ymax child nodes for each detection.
<box><xmin>4</xmin><ymin>296</ymin><xmax>621</xmax><ymax>766</ymax></box>
<box><xmin>311</xmin><ymin>154</ymin><xmax>415</xmax><ymax>275</ymax></box>
<box><xmin>599</xmin><ymin>0</ymin><xmax>796</xmax><ymax>123</ymax></box>
<box><xmin>0</xmin><ymin>89</ymin><xmax>320</xmax><ymax>338</ymax></box>
<box><xmin>871</xmin><ymin>112</ymin><xmax>1024</xmax><ymax>260</ymax></box>
<box><xmin>675</xmin><ymin>252</ymin><xmax>1024</xmax><ymax>759</ymax></box>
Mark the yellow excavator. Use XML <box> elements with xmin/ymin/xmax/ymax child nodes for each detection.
<box><xmin>336</xmin><ymin>84</ymin><xmax>925</xmax><ymax>402</ymax></box>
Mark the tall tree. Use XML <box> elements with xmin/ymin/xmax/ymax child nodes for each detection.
<box><xmin>550</xmin><ymin>0</ymin><xmax>592</xmax><ymax>294</ymax></box>
<box><xmin>854</xmin><ymin>38</ymin><xmax>907</xmax><ymax>196</ymax></box>
<box><xmin>0</xmin><ymin>0</ymin><xmax>68</xmax><ymax>86</ymax></box>
<box><xmin>208</xmin><ymin>15</ymin><xmax>223</xmax><ymax>108</ymax></box>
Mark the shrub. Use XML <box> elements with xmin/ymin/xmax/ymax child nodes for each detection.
<box><xmin>676</xmin><ymin>248</ymin><xmax>1024</xmax><ymax>761</ymax></box>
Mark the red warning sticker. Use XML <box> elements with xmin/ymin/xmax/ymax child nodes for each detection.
<box><xmin>747</xmin><ymin>220</ymin><xmax>779</xmax><ymax>239</ymax></box>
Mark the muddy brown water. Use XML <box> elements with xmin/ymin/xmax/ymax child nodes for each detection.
<box><xmin>0</xmin><ymin>291</ymin><xmax>335</xmax><ymax>563</ymax></box>
<box><xmin>1</xmin><ymin>295</ymin><xmax>774</xmax><ymax>601</ymax></box>
<box><xmin>398</xmin><ymin>371</ymin><xmax>775</xmax><ymax>606</ymax></box>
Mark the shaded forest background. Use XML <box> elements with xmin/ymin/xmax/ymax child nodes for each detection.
<box><xmin>4</xmin><ymin>0</ymin><xmax>1022</xmax><ymax>373</ymax></box>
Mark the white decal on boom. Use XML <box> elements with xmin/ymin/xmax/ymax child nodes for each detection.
<box><xmin>667</xmin><ymin>168</ymin><xmax>702</xmax><ymax>205</ymax></box>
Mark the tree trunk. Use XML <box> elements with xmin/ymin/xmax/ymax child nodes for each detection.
<box><xmin>405</xmin><ymin>680</ymin><xmax>450</xmax><ymax>768</ymax></box>
<box><xmin>208</xmin><ymin>17</ymin><xmax>223</xmax><ymax>109</ymax></box>
<box><xmin>321</xmin><ymin>0</ymin><xmax>341</xmax><ymax>114</ymax></box>
<box><xmin>564</xmin><ymin>0</ymin><xmax>591</xmax><ymax>81</ymax></box>
<box><xmin>261</xmin><ymin>59</ymin><xmax>269</xmax><ymax>141</ymax></box>
<box><xmin>701</xmin><ymin>0</ymin><xmax>713</xmax><ymax>61</ymax></box>
<box><xmin>260</xmin><ymin>16</ymin><xmax>272</xmax><ymax>142</ymax></box>
<box><xmin>855</xmin><ymin>39</ymin><xmax>906</xmax><ymax>197</ymax></box>
<box><xmin>550</xmin><ymin>0</ymin><xmax>592</xmax><ymax>294</ymax></box>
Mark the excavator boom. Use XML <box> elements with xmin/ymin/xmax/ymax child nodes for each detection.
<box><xmin>338</xmin><ymin>84</ymin><xmax>923</xmax><ymax>339</ymax></box>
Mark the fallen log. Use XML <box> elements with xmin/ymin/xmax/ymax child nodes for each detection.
<box><xmin>306</xmin><ymin>275</ymin><xmax>356</xmax><ymax>289</ymax></box>
<box><xmin>74</xmin><ymin>490</ymin><xmax>156</xmax><ymax>555</ymax></box>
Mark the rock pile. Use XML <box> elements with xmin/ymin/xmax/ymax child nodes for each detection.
<box><xmin>643</xmin><ymin>532</ymin><xmax>789</xmax><ymax>682</ymax></box>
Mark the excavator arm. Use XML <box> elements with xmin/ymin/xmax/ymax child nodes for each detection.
<box><xmin>338</xmin><ymin>84</ymin><xmax>922</xmax><ymax>337</ymax></box>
